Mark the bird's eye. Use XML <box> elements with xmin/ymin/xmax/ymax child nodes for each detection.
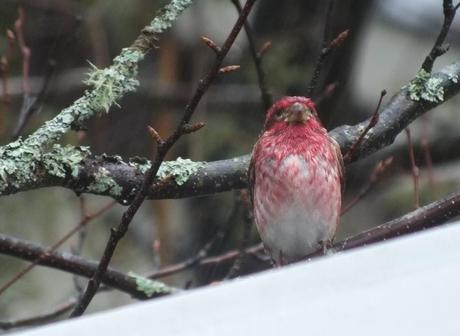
<box><xmin>275</xmin><ymin>109</ymin><xmax>284</xmax><ymax>119</ymax></box>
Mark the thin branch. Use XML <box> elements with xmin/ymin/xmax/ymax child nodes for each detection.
<box><xmin>343</xmin><ymin>89</ymin><xmax>386</xmax><ymax>163</ymax></box>
<box><xmin>341</xmin><ymin>156</ymin><xmax>393</xmax><ymax>214</ymax></box>
<box><xmin>307</xmin><ymin>29</ymin><xmax>349</xmax><ymax>97</ymax></box>
<box><xmin>12</xmin><ymin>59</ymin><xmax>56</xmax><ymax>139</ymax></box>
<box><xmin>14</xmin><ymin>6</ymin><xmax>31</xmax><ymax>95</ymax></box>
<box><xmin>307</xmin><ymin>0</ymin><xmax>349</xmax><ymax>96</ymax></box>
<box><xmin>70</xmin><ymin>0</ymin><xmax>257</xmax><ymax>317</ymax></box>
<box><xmin>420</xmin><ymin>116</ymin><xmax>436</xmax><ymax>193</ymax></box>
<box><xmin>421</xmin><ymin>0</ymin><xmax>458</xmax><ymax>72</ymax></box>
<box><xmin>224</xmin><ymin>195</ymin><xmax>252</xmax><ymax>280</ymax></box>
<box><xmin>147</xmin><ymin>220</ymin><xmax>234</xmax><ymax>280</ymax></box>
<box><xmin>332</xmin><ymin>191</ymin><xmax>460</xmax><ymax>252</ymax></box>
<box><xmin>303</xmin><ymin>190</ymin><xmax>460</xmax><ymax>258</ymax></box>
<box><xmin>0</xmin><ymin>30</ymin><xmax>15</xmax><ymax>104</ymax></box>
<box><xmin>230</xmin><ymin>0</ymin><xmax>272</xmax><ymax>110</ymax></box>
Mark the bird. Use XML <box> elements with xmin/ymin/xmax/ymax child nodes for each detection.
<box><xmin>248</xmin><ymin>96</ymin><xmax>343</xmax><ymax>265</ymax></box>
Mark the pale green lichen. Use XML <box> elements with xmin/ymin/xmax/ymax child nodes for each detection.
<box><xmin>87</xmin><ymin>167</ymin><xmax>123</xmax><ymax>196</ymax></box>
<box><xmin>84</xmin><ymin>49</ymin><xmax>142</xmax><ymax>112</ymax></box>
<box><xmin>448</xmin><ymin>73</ymin><xmax>459</xmax><ymax>83</ymax></box>
<box><xmin>0</xmin><ymin>0</ymin><xmax>195</xmax><ymax>195</ymax></box>
<box><xmin>21</xmin><ymin>0</ymin><xmax>193</xmax><ymax>151</ymax></box>
<box><xmin>128</xmin><ymin>156</ymin><xmax>203</xmax><ymax>185</ymax></box>
<box><xmin>129</xmin><ymin>157</ymin><xmax>151</xmax><ymax>174</ymax></box>
<box><xmin>157</xmin><ymin>157</ymin><xmax>204</xmax><ymax>185</ymax></box>
<box><xmin>406</xmin><ymin>69</ymin><xmax>444</xmax><ymax>103</ymax></box>
<box><xmin>128</xmin><ymin>272</ymin><xmax>172</xmax><ymax>297</ymax></box>
<box><xmin>0</xmin><ymin>139</ymin><xmax>36</xmax><ymax>191</ymax></box>
<box><xmin>148</xmin><ymin>0</ymin><xmax>193</xmax><ymax>34</ymax></box>
<box><xmin>43</xmin><ymin>145</ymin><xmax>90</xmax><ymax>178</ymax></box>
<box><xmin>0</xmin><ymin>142</ymin><xmax>91</xmax><ymax>193</ymax></box>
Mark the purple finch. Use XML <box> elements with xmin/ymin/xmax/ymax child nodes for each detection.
<box><xmin>249</xmin><ymin>96</ymin><xmax>343</xmax><ymax>265</ymax></box>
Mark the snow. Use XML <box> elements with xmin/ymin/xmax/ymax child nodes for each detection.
<box><xmin>12</xmin><ymin>222</ymin><xmax>460</xmax><ymax>336</ymax></box>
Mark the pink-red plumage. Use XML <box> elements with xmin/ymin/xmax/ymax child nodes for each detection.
<box><xmin>249</xmin><ymin>96</ymin><xmax>343</xmax><ymax>265</ymax></box>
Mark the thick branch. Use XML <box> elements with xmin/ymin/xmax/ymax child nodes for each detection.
<box><xmin>1</xmin><ymin>61</ymin><xmax>460</xmax><ymax>201</ymax></box>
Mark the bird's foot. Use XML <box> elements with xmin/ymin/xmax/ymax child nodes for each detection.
<box><xmin>319</xmin><ymin>239</ymin><xmax>334</xmax><ymax>255</ymax></box>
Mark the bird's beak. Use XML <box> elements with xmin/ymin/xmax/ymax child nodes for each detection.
<box><xmin>286</xmin><ymin>102</ymin><xmax>311</xmax><ymax>124</ymax></box>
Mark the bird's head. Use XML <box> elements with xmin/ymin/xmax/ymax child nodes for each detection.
<box><xmin>264</xmin><ymin>96</ymin><xmax>319</xmax><ymax>131</ymax></box>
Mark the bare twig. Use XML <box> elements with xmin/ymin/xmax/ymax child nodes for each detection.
<box><xmin>302</xmin><ymin>190</ymin><xmax>460</xmax><ymax>259</ymax></box>
<box><xmin>201</xmin><ymin>36</ymin><xmax>220</xmax><ymax>54</ymax></box>
<box><xmin>199</xmin><ymin>243</ymin><xmax>264</xmax><ymax>266</ymax></box>
<box><xmin>0</xmin><ymin>30</ymin><xmax>15</xmax><ymax>104</ymax></box>
<box><xmin>308</xmin><ymin>31</ymin><xmax>348</xmax><ymax>98</ymax></box>
<box><xmin>14</xmin><ymin>6</ymin><xmax>31</xmax><ymax>95</ymax></box>
<box><xmin>13</xmin><ymin>59</ymin><xmax>56</xmax><ymax>138</ymax></box>
<box><xmin>343</xmin><ymin>90</ymin><xmax>386</xmax><ymax>163</ymax></box>
<box><xmin>420</xmin><ymin>116</ymin><xmax>436</xmax><ymax>193</ymax></box>
<box><xmin>148</xmin><ymin>221</ymin><xmax>234</xmax><ymax>281</ymax></box>
<box><xmin>421</xmin><ymin>0</ymin><xmax>458</xmax><ymax>72</ymax></box>
<box><xmin>70</xmin><ymin>0</ymin><xmax>257</xmax><ymax>317</ymax></box>
<box><xmin>341</xmin><ymin>156</ymin><xmax>394</xmax><ymax>214</ymax></box>
<box><xmin>219</xmin><ymin>65</ymin><xmax>241</xmax><ymax>74</ymax></box>
<box><xmin>307</xmin><ymin>0</ymin><xmax>349</xmax><ymax>97</ymax></box>
<box><xmin>314</xmin><ymin>82</ymin><xmax>338</xmax><ymax>106</ymax></box>
<box><xmin>224</xmin><ymin>192</ymin><xmax>252</xmax><ymax>279</ymax></box>
<box><xmin>405</xmin><ymin>128</ymin><xmax>420</xmax><ymax>209</ymax></box>
<box><xmin>201</xmin><ymin>192</ymin><xmax>243</xmax><ymax>283</ymax></box>
<box><xmin>230</xmin><ymin>0</ymin><xmax>272</xmax><ymax>110</ymax></box>
<box><xmin>332</xmin><ymin>191</ymin><xmax>460</xmax><ymax>252</ymax></box>
<box><xmin>72</xmin><ymin>196</ymin><xmax>90</xmax><ymax>295</ymax></box>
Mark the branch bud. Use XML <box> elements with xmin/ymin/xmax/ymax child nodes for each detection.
<box><xmin>147</xmin><ymin>126</ymin><xmax>164</xmax><ymax>145</ymax></box>
<box><xmin>181</xmin><ymin>122</ymin><xmax>205</xmax><ymax>134</ymax></box>
<box><xmin>201</xmin><ymin>36</ymin><xmax>220</xmax><ymax>54</ymax></box>
<box><xmin>258</xmin><ymin>41</ymin><xmax>272</xmax><ymax>57</ymax></box>
<box><xmin>218</xmin><ymin>65</ymin><xmax>240</xmax><ymax>74</ymax></box>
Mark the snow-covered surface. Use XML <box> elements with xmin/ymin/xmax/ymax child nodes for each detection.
<box><xmin>12</xmin><ymin>223</ymin><xmax>460</xmax><ymax>336</ymax></box>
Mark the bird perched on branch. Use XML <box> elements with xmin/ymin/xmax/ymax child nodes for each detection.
<box><xmin>249</xmin><ymin>96</ymin><xmax>343</xmax><ymax>265</ymax></box>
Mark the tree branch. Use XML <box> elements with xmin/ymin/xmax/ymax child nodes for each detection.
<box><xmin>0</xmin><ymin>234</ymin><xmax>176</xmax><ymax>299</ymax></box>
<box><xmin>2</xmin><ymin>60</ymin><xmax>460</xmax><ymax>201</ymax></box>
<box><xmin>0</xmin><ymin>0</ymin><xmax>195</xmax><ymax>195</ymax></box>
<box><xmin>421</xmin><ymin>0</ymin><xmax>457</xmax><ymax>72</ymax></box>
